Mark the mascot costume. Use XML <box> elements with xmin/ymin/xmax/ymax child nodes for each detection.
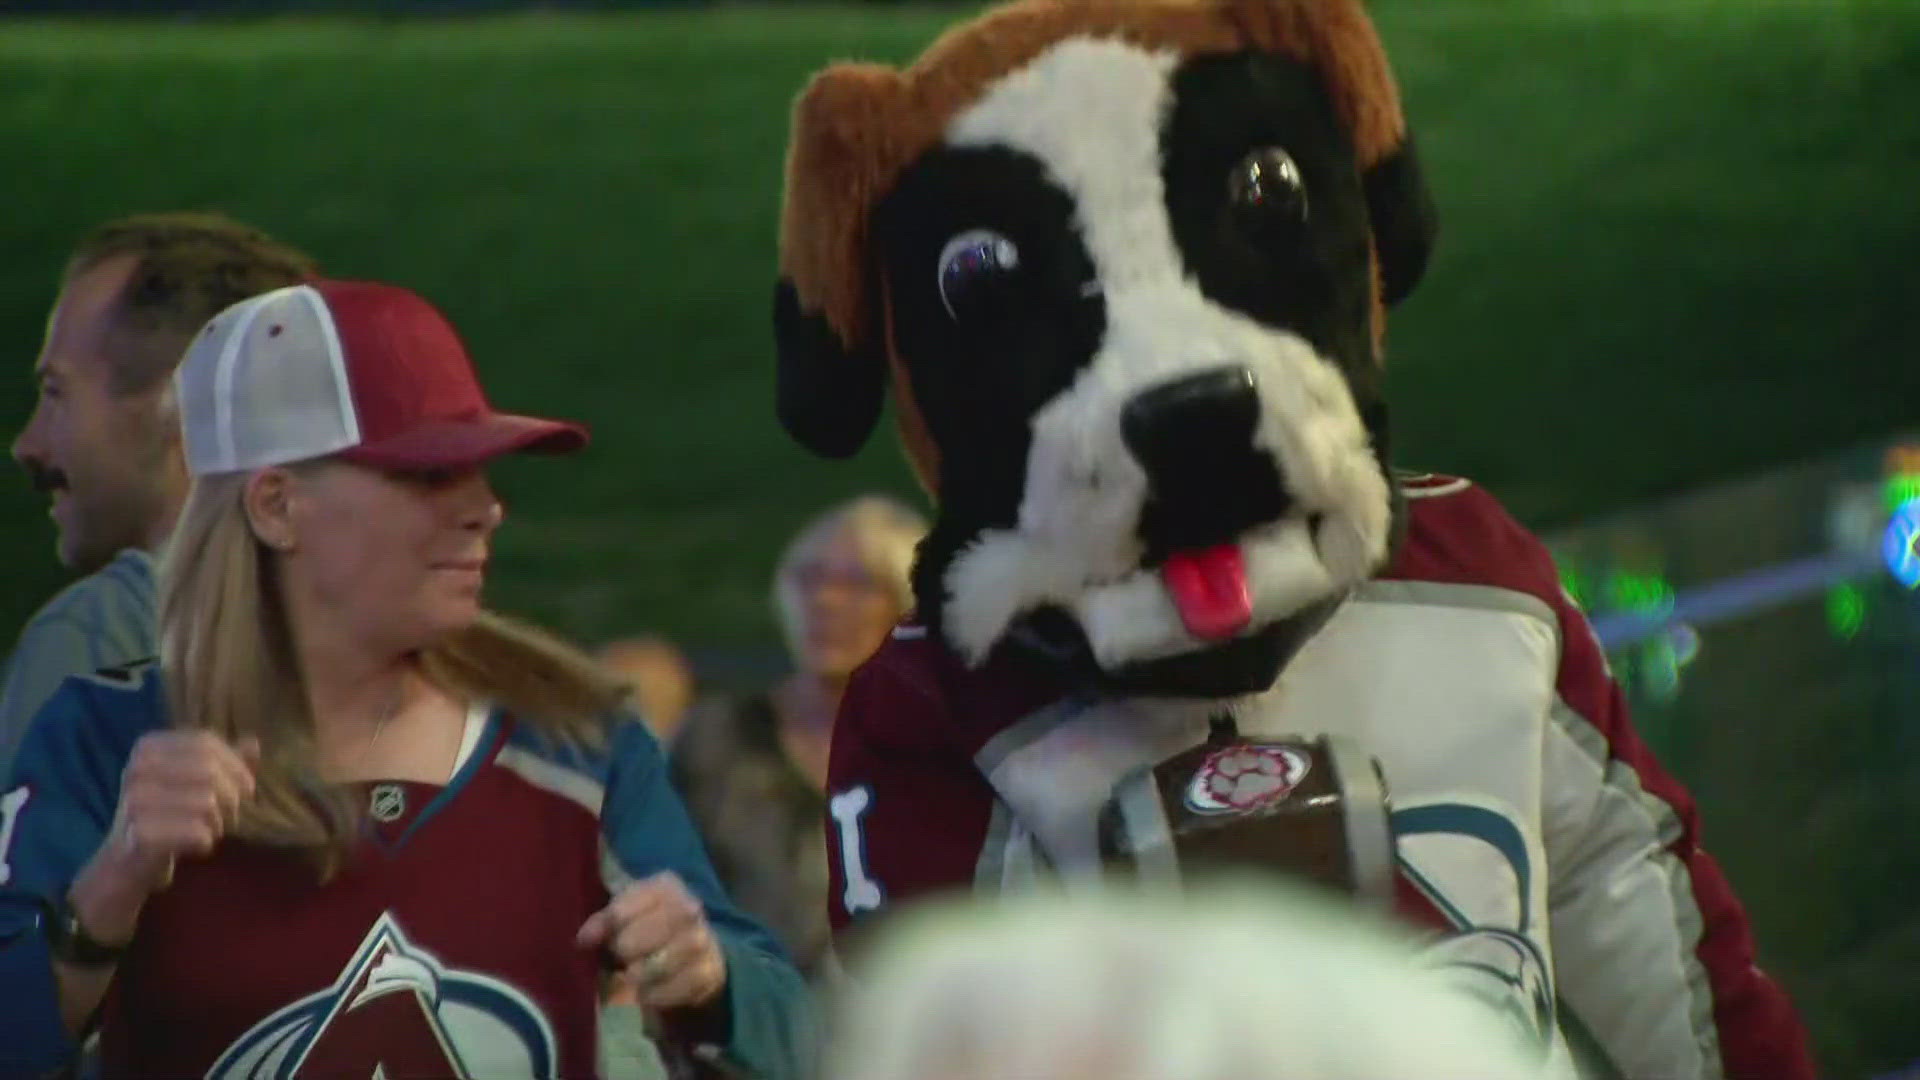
<box><xmin>770</xmin><ymin>1</ymin><xmax>1815</xmax><ymax>1076</ymax></box>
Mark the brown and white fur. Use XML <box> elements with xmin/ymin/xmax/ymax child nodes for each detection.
<box><xmin>774</xmin><ymin>0</ymin><xmax>1435</xmax><ymax>698</ymax></box>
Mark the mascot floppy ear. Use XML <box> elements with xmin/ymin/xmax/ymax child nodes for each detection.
<box><xmin>1365</xmin><ymin>135</ymin><xmax>1436</xmax><ymax>306</ymax></box>
<box><xmin>774</xmin><ymin>63</ymin><xmax>908</xmax><ymax>460</ymax></box>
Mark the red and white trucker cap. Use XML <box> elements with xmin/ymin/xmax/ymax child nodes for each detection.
<box><xmin>175</xmin><ymin>279</ymin><xmax>587</xmax><ymax>476</ymax></box>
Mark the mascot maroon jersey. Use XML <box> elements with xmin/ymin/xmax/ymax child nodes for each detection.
<box><xmin>0</xmin><ymin>663</ymin><xmax>804</xmax><ymax>1079</ymax></box>
<box><xmin>827</xmin><ymin>477</ymin><xmax>1809</xmax><ymax>1078</ymax></box>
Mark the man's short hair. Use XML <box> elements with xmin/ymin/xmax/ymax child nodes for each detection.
<box><xmin>64</xmin><ymin>212</ymin><xmax>319</xmax><ymax>397</ymax></box>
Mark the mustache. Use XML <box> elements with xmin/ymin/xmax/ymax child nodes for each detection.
<box><xmin>24</xmin><ymin>460</ymin><xmax>67</xmax><ymax>494</ymax></box>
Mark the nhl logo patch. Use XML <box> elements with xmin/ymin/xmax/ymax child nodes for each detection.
<box><xmin>368</xmin><ymin>783</ymin><xmax>407</xmax><ymax>824</ymax></box>
<box><xmin>1184</xmin><ymin>744</ymin><xmax>1310</xmax><ymax>816</ymax></box>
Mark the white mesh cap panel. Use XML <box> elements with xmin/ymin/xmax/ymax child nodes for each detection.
<box><xmin>175</xmin><ymin>285</ymin><xmax>361</xmax><ymax>475</ymax></box>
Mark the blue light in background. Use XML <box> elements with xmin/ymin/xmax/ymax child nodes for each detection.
<box><xmin>1886</xmin><ymin>500</ymin><xmax>1920</xmax><ymax>590</ymax></box>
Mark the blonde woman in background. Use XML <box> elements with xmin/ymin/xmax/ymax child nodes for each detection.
<box><xmin>0</xmin><ymin>280</ymin><xmax>808</xmax><ymax>1079</ymax></box>
<box><xmin>598</xmin><ymin>634</ymin><xmax>698</xmax><ymax>748</ymax></box>
<box><xmin>828</xmin><ymin>880</ymin><xmax>1576</xmax><ymax>1080</ymax></box>
<box><xmin>672</xmin><ymin>495</ymin><xmax>927</xmax><ymax>983</ymax></box>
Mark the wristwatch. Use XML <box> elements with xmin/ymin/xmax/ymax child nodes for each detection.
<box><xmin>39</xmin><ymin>893</ymin><xmax>129</xmax><ymax>967</ymax></box>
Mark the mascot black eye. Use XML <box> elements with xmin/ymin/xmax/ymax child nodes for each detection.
<box><xmin>1228</xmin><ymin>147</ymin><xmax>1308</xmax><ymax>233</ymax></box>
<box><xmin>937</xmin><ymin>229</ymin><xmax>1021</xmax><ymax>322</ymax></box>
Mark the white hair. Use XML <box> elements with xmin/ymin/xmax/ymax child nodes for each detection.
<box><xmin>826</xmin><ymin>880</ymin><xmax>1572</xmax><ymax>1080</ymax></box>
<box><xmin>773</xmin><ymin>493</ymin><xmax>929</xmax><ymax>663</ymax></box>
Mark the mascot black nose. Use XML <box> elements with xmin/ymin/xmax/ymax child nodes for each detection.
<box><xmin>1122</xmin><ymin>366</ymin><xmax>1291</xmax><ymax>556</ymax></box>
<box><xmin>1122</xmin><ymin>367</ymin><xmax>1261</xmax><ymax>487</ymax></box>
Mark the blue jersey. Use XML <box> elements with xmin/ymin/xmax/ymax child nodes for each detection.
<box><xmin>0</xmin><ymin>662</ymin><xmax>812</xmax><ymax>1079</ymax></box>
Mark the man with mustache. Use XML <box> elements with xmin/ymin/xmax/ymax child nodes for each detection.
<box><xmin>2</xmin><ymin>213</ymin><xmax>317</xmax><ymax>774</ymax></box>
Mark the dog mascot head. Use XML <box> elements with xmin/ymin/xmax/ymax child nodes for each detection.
<box><xmin>775</xmin><ymin>0</ymin><xmax>1437</xmax><ymax>698</ymax></box>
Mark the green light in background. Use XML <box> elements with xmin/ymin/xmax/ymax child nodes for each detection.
<box><xmin>1559</xmin><ymin>567</ymin><xmax>1590</xmax><ymax>610</ymax></box>
<box><xmin>1604</xmin><ymin>571</ymin><xmax>1676</xmax><ymax>616</ymax></box>
<box><xmin>1641</xmin><ymin>634</ymin><xmax>1682</xmax><ymax>704</ymax></box>
<box><xmin>1609</xmin><ymin>648</ymin><xmax>1635</xmax><ymax>687</ymax></box>
<box><xmin>1886</xmin><ymin>474</ymin><xmax>1920</xmax><ymax>512</ymax></box>
<box><xmin>1826</xmin><ymin>585</ymin><xmax>1865</xmax><ymax>640</ymax></box>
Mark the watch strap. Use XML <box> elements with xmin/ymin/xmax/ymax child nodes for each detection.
<box><xmin>40</xmin><ymin>893</ymin><xmax>129</xmax><ymax>967</ymax></box>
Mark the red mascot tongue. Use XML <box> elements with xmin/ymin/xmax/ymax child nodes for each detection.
<box><xmin>1160</xmin><ymin>543</ymin><xmax>1252</xmax><ymax>641</ymax></box>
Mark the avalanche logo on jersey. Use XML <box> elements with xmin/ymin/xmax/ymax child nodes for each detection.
<box><xmin>1390</xmin><ymin>798</ymin><xmax>1556</xmax><ymax>1055</ymax></box>
<box><xmin>208</xmin><ymin>912</ymin><xmax>558</xmax><ymax>1079</ymax></box>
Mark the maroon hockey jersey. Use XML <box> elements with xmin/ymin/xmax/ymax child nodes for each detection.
<box><xmin>1</xmin><ymin>675</ymin><xmax>807</xmax><ymax>1079</ymax></box>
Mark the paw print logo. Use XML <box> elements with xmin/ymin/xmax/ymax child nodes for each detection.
<box><xmin>1184</xmin><ymin>744</ymin><xmax>1310</xmax><ymax>815</ymax></box>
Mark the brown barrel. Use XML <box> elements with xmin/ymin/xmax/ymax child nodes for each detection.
<box><xmin>1098</xmin><ymin>728</ymin><xmax>1394</xmax><ymax>910</ymax></box>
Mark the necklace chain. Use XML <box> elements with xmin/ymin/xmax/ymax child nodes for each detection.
<box><xmin>357</xmin><ymin>680</ymin><xmax>408</xmax><ymax>764</ymax></box>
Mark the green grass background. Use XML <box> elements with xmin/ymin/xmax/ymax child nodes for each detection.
<box><xmin>1</xmin><ymin>3</ymin><xmax>1918</xmax><ymax>1073</ymax></box>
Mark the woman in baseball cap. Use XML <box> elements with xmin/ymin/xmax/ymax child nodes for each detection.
<box><xmin>0</xmin><ymin>280</ymin><xmax>810</xmax><ymax>1079</ymax></box>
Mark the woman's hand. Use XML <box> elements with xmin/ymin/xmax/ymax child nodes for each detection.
<box><xmin>73</xmin><ymin>730</ymin><xmax>259</xmax><ymax>943</ymax></box>
<box><xmin>577</xmin><ymin>871</ymin><xmax>728</xmax><ymax>1010</ymax></box>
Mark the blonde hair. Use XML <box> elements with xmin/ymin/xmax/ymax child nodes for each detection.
<box><xmin>596</xmin><ymin>634</ymin><xmax>695</xmax><ymax>738</ymax></box>
<box><xmin>773</xmin><ymin>494</ymin><xmax>928</xmax><ymax>663</ymax></box>
<box><xmin>159</xmin><ymin>470</ymin><xmax>628</xmax><ymax>876</ymax></box>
